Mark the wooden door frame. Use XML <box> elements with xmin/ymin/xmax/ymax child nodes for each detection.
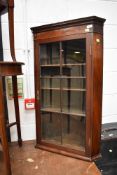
<box><xmin>34</xmin><ymin>33</ymin><xmax>96</xmax><ymax>161</ymax></box>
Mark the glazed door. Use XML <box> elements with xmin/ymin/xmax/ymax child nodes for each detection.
<box><xmin>39</xmin><ymin>37</ymin><xmax>86</xmax><ymax>152</ymax></box>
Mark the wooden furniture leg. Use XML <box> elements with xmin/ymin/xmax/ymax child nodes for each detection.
<box><xmin>12</xmin><ymin>76</ymin><xmax>22</xmax><ymax>147</ymax></box>
<box><xmin>0</xmin><ymin>76</ymin><xmax>12</xmax><ymax>175</ymax></box>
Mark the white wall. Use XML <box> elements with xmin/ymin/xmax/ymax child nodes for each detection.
<box><xmin>1</xmin><ymin>0</ymin><xmax>117</xmax><ymax>141</ymax></box>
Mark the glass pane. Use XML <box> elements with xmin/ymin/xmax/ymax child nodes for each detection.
<box><xmin>62</xmin><ymin>114</ymin><xmax>86</xmax><ymax>151</ymax></box>
<box><xmin>62</xmin><ymin>91</ymin><xmax>86</xmax><ymax>116</ymax></box>
<box><xmin>40</xmin><ymin>42</ymin><xmax>60</xmax><ymax>65</ymax></box>
<box><xmin>41</xmin><ymin>66</ymin><xmax>60</xmax><ymax>77</ymax></box>
<box><xmin>41</xmin><ymin>78</ymin><xmax>60</xmax><ymax>89</ymax></box>
<box><xmin>40</xmin><ymin>89</ymin><xmax>60</xmax><ymax>112</ymax></box>
<box><xmin>40</xmin><ymin>41</ymin><xmax>61</xmax><ymax>112</ymax></box>
<box><xmin>41</xmin><ymin>112</ymin><xmax>61</xmax><ymax>145</ymax></box>
<box><xmin>62</xmin><ymin>78</ymin><xmax>86</xmax><ymax>90</ymax></box>
<box><xmin>62</xmin><ymin>39</ymin><xmax>86</xmax><ymax>64</ymax></box>
<box><xmin>62</xmin><ymin>64</ymin><xmax>86</xmax><ymax>77</ymax></box>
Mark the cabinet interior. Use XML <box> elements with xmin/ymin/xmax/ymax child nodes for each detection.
<box><xmin>40</xmin><ymin>39</ymin><xmax>86</xmax><ymax>151</ymax></box>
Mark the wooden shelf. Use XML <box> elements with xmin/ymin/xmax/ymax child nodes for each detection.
<box><xmin>62</xmin><ymin>63</ymin><xmax>86</xmax><ymax>66</ymax></box>
<box><xmin>41</xmin><ymin>107</ymin><xmax>60</xmax><ymax>114</ymax></box>
<box><xmin>63</xmin><ymin>76</ymin><xmax>86</xmax><ymax>79</ymax></box>
<box><xmin>41</xmin><ymin>107</ymin><xmax>86</xmax><ymax>117</ymax></box>
<box><xmin>40</xmin><ymin>76</ymin><xmax>86</xmax><ymax>79</ymax></box>
<box><xmin>63</xmin><ymin>88</ymin><xmax>86</xmax><ymax>92</ymax></box>
<box><xmin>0</xmin><ymin>61</ymin><xmax>24</xmax><ymax>76</ymax></box>
<box><xmin>41</xmin><ymin>63</ymin><xmax>86</xmax><ymax>67</ymax></box>
<box><xmin>41</xmin><ymin>87</ymin><xmax>86</xmax><ymax>91</ymax></box>
<box><xmin>41</xmin><ymin>64</ymin><xmax>60</xmax><ymax>67</ymax></box>
<box><xmin>62</xmin><ymin>108</ymin><xmax>86</xmax><ymax>117</ymax></box>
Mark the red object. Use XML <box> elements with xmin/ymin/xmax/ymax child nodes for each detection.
<box><xmin>25</xmin><ymin>98</ymin><xmax>35</xmax><ymax>110</ymax></box>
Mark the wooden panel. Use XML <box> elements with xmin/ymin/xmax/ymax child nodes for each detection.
<box><xmin>85</xmin><ymin>33</ymin><xmax>93</xmax><ymax>157</ymax></box>
<box><xmin>34</xmin><ymin>41</ymin><xmax>41</xmax><ymax>143</ymax></box>
<box><xmin>37</xmin><ymin>33</ymin><xmax>86</xmax><ymax>44</ymax></box>
<box><xmin>0</xmin><ymin>76</ymin><xmax>12</xmax><ymax>175</ymax></box>
<box><xmin>0</xmin><ymin>62</ymin><xmax>24</xmax><ymax>76</ymax></box>
<box><xmin>91</xmin><ymin>33</ymin><xmax>103</xmax><ymax>156</ymax></box>
<box><xmin>34</xmin><ymin>24</ymin><xmax>104</xmax><ymax>42</ymax></box>
<box><xmin>35</xmin><ymin>26</ymin><xmax>88</xmax><ymax>40</ymax></box>
<box><xmin>36</xmin><ymin>143</ymin><xmax>89</xmax><ymax>161</ymax></box>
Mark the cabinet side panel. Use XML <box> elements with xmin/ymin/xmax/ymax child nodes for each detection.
<box><xmin>85</xmin><ymin>33</ymin><xmax>93</xmax><ymax>157</ymax></box>
<box><xmin>34</xmin><ymin>40</ymin><xmax>41</xmax><ymax>143</ymax></box>
<box><xmin>92</xmin><ymin>33</ymin><xmax>103</xmax><ymax>156</ymax></box>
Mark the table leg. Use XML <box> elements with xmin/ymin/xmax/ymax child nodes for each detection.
<box><xmin>12</xmin><ymin>76</ymin><xmax>22</xmax><ymax>147</ymax></box>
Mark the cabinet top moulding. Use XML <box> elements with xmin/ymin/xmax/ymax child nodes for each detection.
<box><xmin>31</xmin><ymin>16</ymin><xmax>106</xmax><ymax>35</ymax></box>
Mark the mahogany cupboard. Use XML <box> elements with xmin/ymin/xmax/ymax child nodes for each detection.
<box><xmin>31</xmin><ymin>16</ymin><xmax>106</xmax><ymax>161</ymax></box>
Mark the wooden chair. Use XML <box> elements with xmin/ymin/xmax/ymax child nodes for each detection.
<box><xmin>0</xmin><ymin>78</ymin><xmax>12</xmax><ymax>175</ymax></box>
<box><xmin>0</xmin><ymin>0</ymin><xmax>24</xmax><ymax>174</ymax></box>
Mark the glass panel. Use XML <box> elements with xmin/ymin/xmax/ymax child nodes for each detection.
<box><xmin>40</xmin><ymin>42</ymin><xmax>60</xmax><ymax>65</ymax></box>
<box><xmin>41</xmin><ymin>66</ymin><xmax>60</xmax><ymax>77</ymax></box>
<box><xmin>62</xmin><ymin>91</ymin><xmax>86</xmax><ymax>116</ymax></box>
<box><xmin>40</xmin><ymin>41</ymin><xmax>61</xmax><ymax>113</ymax></box>
<box><xmin>41</xmin><ymin>112</ymin><xmax>61</xmax><ymax>145</ymax></box>
<box><xmin>62</xmin><ymin>64</ymin><xmax>86</xmax><ymax>77</ymax></box>
<box><xmin>61</xmin><ymin>38</ymin><xmax>86</xmax><ymax>150</ymax></box>
<box><xmin>39</xmin><ymin>38</ymin><xmax>87</xmax><ymax>151</ymax></box>
<box><xmin>41</xmin><ymin>78</ymin><xmax>60</xmax><ymax>89</ymax></box>
<box><xmin>62</xmin><ymin>114</ymin><xmax>86</xmax><ymax>151</ymax></box>
<box><xmin>62</xmin><ymin>39</ymin><xmax>86</xmax><ymax>64</ymax></box>
<box><xmin>40</xmin><ymin>89</ymin><xmax>60</xmax><ymax>112</ymax></box>
<box><xmin>62</xmin><ymin>78</ymin><xmax>86</xmax><ymax>90</ymax></box>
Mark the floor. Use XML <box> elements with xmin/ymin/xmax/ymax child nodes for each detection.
<box><xmin>0</xmin><ymin>141</ymin><xmax>101</xmax><ymax>175</ymax></box>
